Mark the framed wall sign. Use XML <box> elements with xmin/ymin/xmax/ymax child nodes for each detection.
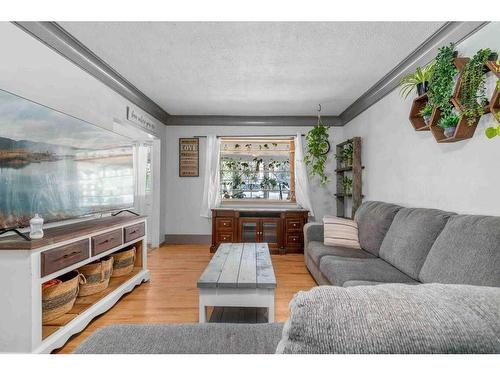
<box><xmin>179</xmin><ymin>138</ymin><xmax>199</xmax><ymax>177</ymax></box>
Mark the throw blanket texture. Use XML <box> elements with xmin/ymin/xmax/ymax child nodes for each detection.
<box><xmin>276</xmin><ymin>283</ymin><xmax>500</xmax><ymax>354</ymax></box>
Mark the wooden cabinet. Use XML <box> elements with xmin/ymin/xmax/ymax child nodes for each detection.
<box><xmin>211</xmin><ymin>208</ymin><xmax>308</xmax><ymax>254</ymax></box>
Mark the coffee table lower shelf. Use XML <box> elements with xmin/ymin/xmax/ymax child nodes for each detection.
<box><xmin>199</xmin><ymin>287</ymin><xmax>275</xmax><ymax>323</ymax></box>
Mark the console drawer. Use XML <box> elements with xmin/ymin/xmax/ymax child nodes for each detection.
<box><xmin>41</xmin><ymin>239</ymin><xmax>89</xmax><ymax>277</ymax></box>
<box><xmin>217</xmin><ymin>232</ymin><xmax>233</xmax><ymax>243</ymax></box>
<box><xmin>91</xmin><ymin>229</ymin><xmax>123</xmax><ymax>256</ymax></box>
<box><xmin>124</xmin><ymin>222</ymin><xmax>145</xmax><ymax>243</ymax></box>
<box><xmin>286</xmin><ymin>233</ymin><xmax>302</xmax><ymax>245</ymax></box>
<box><xmin>216</xmin><ymin>218</ymin><xmax>233</xmax><ymax>232</ymax></box>
<box><xmin>286</xmin><ymin>219</ymin><xmax>303</xmax><ymax>233</ymax></box>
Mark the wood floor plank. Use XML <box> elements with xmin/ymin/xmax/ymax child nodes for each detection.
<box><xmin>54</xmin><ymin>244</ymin><xmax>316</xmax><ymax>354</ymax></box>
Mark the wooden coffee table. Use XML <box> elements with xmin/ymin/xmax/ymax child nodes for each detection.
<box><xmin>197</xmin><ymin>243</ymin><xmax>276</xmax><ymax>323</ymax></box>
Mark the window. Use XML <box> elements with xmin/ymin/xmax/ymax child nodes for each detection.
<box><xmin>219</xmin><ymin>137</ymin><xmax>295</xmax><ymax>202</ymax></box>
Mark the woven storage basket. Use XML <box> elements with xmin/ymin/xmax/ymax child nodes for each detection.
<box><xmin>77</xmin><ymin>256</ymin><xmax>114</xmax><ymax>297</ymax></box>
<box><xmin>111</xmin><ymin>247</ymin><xmax>136</xmax><ymax>277</ymax></box>
<box><xmin>42</xmin><ymin>270</ymin><xmax>83</xmax><ymax>324</ymax></box>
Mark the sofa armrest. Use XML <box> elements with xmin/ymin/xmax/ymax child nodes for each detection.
<box><xmin>303</xmin><ymin>222</ymin><xmax>324</xmax><ymax>249</ymax></box>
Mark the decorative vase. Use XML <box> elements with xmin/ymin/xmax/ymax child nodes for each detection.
<box><xmin>417</xmin><ymin>82</ymin><xmax>429</xmax><ymax>96</ymax></box>
<box><xmin>29</xmin><ymin>214</ymin><xmax>44</xmax><ymax>239</ymax></box>
<box><xmin>444</xmin><ymin>126</ymin><xmax>456</xmax><ymax>138</ymax></box>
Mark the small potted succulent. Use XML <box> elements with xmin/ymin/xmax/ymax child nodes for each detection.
<box><xmin>439</xmin><ymin>112</ymin><xmax>460</xmax><ymax>138</ymax></box>
<box><xmin>342</xmin><ymin>176</ymin><xmax>353</xmax><ymax>195</ymax></box>
<box><xmin>419</xmin><ymin>104</ymin><xmax>433</xmax><ymax>125</ymax></box>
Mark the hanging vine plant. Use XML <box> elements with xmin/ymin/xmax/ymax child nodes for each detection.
<box><xmin>459</xmin><ymin>48</ymin><xmax>494</xmax><ymax>126</ymax></box>
<box><xmin>304</xmin><ymin>115</ymin><xmax>331</xmax><ymax>186</ymax></box>
<box><xmin>427</xmin><ymin>43</ymin><xmax>457</xmax><ymax>118</ymax></box>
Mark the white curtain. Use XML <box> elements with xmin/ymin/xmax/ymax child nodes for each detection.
<box><xmin>294</xmin><ymin>133</ymin><xmax>315</xmax><ymax>217</ymax></box>
<box><xmin>200</xmin><ymin>135</ymin><xmax>221</xmax><ymax>218</ymax></box>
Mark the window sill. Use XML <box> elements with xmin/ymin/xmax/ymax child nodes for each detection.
<box><xmin>219</xmin><ymin>200</ymin><xmax>302</xmax><ymax>210</ymax></box>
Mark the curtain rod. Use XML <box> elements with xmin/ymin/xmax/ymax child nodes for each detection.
<box><xmin>192</xmin><ymin>134</ymin><xmax>305</xmax><ymax>138</ymax></box>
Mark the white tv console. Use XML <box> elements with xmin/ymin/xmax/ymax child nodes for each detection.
<box><xmin>0</xmin><ymin>215</ymin><xmax>150</xmax><ymax>353</ymax></box>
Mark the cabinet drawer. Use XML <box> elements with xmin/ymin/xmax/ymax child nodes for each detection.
<box><xmin>91</xmin><ymin>229</ymin><xmax>122</xmax><ymax>256</ymax></box>
<box><xmin>217</xmin><ymin>232</ymin><xmax>233</xmax><ymax>243</ymax></box>
<box><xmin>216</xmin><ymin>218</ymin><xmax>233</xmax><ymax>232</ymax></box>
<box><xmin>286</xmin><ymin>219</ymin><xmax>303</xmax><ymax>233</ymax></box>
<box><xmin>286</xmin><ymin>234</ymin><xmax>302</xmax><ymax>245</ymax></box>
<box><xmin>41</xmin><ymin>239</ymin><xmax>89</xmax><ymax>277</ymax></box>
<box><xmin>124</xmin><ymin>222</ymin><xmax>145</xmax><ymax>243</ymax></box>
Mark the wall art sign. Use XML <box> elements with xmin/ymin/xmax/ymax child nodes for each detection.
<box><xmin>126</xmin><ymin>106</ymin><xmax>158</xmax><ymax>135</ymax></box>
<box><xmin>179</xmin><ymin>138</ymin><xmax>199</xmax><ymax>177</ymax></box>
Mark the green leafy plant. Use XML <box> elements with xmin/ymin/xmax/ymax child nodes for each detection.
<box><xmin>428</xmin><ymin>43</ymin><xmax>457</xmax><ymax>119</ymax></box>
<box><xmin>341</xmin><ymin>142</ymin><xmax>354</xmax><ymax>166</ymax></box>
<box><xmin>439</xmin><ymin>112</ymin><xmax>460</xmax><ymax>129</ymax></box>
<box><xmin>341</xmin><ymin>176</ymin><xmax>353</xmax><ymax>194</ymax></box>
<box><xmin>485</xmin><ymin>122</ymin><xmax>500</xmax><ymax>139</ymax></box>
<box><xmin>399</xmin><ymin>61</ymin><xmax>436</xmax><ymax>98</ymax></box>
<box><xmin>459</xmin><ymin>48</ymin><xmax>493</xmax><ymax>126</ymax></box>
<box><xmin>419</xmin><ymin>104</ymin><xmax>433</xmax><ymax>117</ymax></box>
<box><xmin>304</xmin><ymin>120</ymin><xmax>330</xmax><ymax>186</ymax></box>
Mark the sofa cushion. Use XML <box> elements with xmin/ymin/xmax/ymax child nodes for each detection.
<box><xmin>379</xmin><ymin>207</ymin><xmax>454</xmax><ymax>279</ymax></box>
<box><xmin>307</xmin><ymin>241</ymin><xmax>374</xmax><ymax>266</ymax></box>
<box><xmin>419</xmin><ymin>215</ymin><xmax>500</xmax><ymax>287</ymax></box>
<box><xmin>343</xmin><ymin>280</ymin><xmax>420</xmax><ymax>287</ymax></box>
<box><xmin>354</xmin><ymin>201</ymin><xmax>402</xmax><ymax>256</ymax></box>
<box><xmin>319</xmin><ymin>256</ymin><xmax>417</xmax><ymax>286</ymax></box>
<box><xmin>276</xmin><ymin>284</ymin><xmax>500</xmax><ymax>354</ymax></box>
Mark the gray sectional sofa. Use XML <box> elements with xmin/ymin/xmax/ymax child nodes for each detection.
<box><xmin>76</xmin><ymin>201</ymin><xmax>500</xmax><ymax>354</ymax></box>
<box><xmin>304</xmin><ymin>201</ymin><xmax>500</xmax><ymax>288</ymax></box>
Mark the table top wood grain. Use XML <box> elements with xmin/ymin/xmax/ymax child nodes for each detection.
<box><xmin>197</xmin><ymin>243</ymin><xmax>276</xmax><ymax>289</ymax></box>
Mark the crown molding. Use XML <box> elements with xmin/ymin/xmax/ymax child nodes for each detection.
<box><xmin>339</xmin><ymin>21</ymin><xmax>489</xmax><ymax>125</ymax></box>
<box><xmin>13</xmin><ymin>21</ymin><xmax>170</xmax><ymax>124</ymax></box>
<box><xmin>14</xmin><ymin>21</ymin><xmax>488</xmax><ymax>127</ymax></box>
<box><xmin>166</xmin><ymin>115</ymin><xmax>342</xmax><ymax>127</ymax></box>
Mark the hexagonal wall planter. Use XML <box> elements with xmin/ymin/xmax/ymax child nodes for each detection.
<box><xmin>451</xmin><ymin>57</ymin><xmax>498</xmax><ymax>116</ymax></box>
<box><xmin>409</xmin><ymin>94</ymin><xmax>431</xmax><ymax>131</ymax></box>
<box><xmin>429</xmin><ymin>106</ymin><xmax>479</xmax><ymax>143</ymax></box>
<box><xmin>409</xmin><ymin>57</ymin><xmax>499</xmax><ymax>143</ymax></box>
<box><xmin>490</xmin><ymin>88</ymin><xmax>500</xmax><ymax>120</ymax></box>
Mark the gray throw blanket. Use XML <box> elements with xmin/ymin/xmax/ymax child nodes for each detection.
<box><xmin>276</xmin><ymin>283</ymin><xmax>500</xmax><ymax>353</ymax></box>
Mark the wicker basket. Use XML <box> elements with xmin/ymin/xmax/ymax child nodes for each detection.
<box><xmin>77</xmin><ymin>257</ymin><xmax>114</xmax><ymax>297</ymax></box>
<box><xmin>111</xmin><ymin>247</ymin><xmax>136</xmax><ymax>277</ymax></box>
<box><xmin>42</xmin><ymin>271</ymin><xmax>83</xmax><ymax>324</ymax></box>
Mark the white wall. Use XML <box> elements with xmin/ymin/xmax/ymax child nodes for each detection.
<box><xmin>341</xmin><ymin>22</ymin><xmax>500</xmax><ymax>216</ymax></box>
<box><xmin>0</xmin><ymin>22</ymin><xmax>168</xmax><ymax>241</ymax></box>
<box><xmin>165</xmin><ymin>125</ymin><xmax>343</xmax><ymax>235</ymax></box>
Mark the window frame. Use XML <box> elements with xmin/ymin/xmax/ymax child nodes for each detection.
<box><xmin>219</xmin><ymin>137</ymin><xmax>296</xmax><ymax>204</ymax></box>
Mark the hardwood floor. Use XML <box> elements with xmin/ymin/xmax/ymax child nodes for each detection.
<box><xmin>55</xmin><ymin>244</ymin><xmax>317</xmax><ymax>353</ymax></box>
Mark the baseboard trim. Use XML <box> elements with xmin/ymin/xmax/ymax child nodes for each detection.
<box><xmin>164</xmin><ymin>234</ymin><xmax>212</xmax><ymax>245</ymax></box>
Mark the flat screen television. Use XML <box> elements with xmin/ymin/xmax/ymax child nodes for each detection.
<box><xmin>0</xmin><ymin>89</ymin><xmax>135</xmax><ymax>230</ymax></box>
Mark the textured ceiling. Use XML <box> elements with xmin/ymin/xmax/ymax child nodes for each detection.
<box><xmin>60</xmin><ymin>22</ymin><xmax>444</xmax><ymax>116</ymax></box>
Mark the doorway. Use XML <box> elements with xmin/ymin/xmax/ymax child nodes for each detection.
<box><xmin>114</xmin><ymin>120</ymin><xmax>161</xmax><ymax>249</ymax></box>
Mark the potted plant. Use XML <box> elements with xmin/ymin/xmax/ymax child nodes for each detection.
<box><xmin>304</xmin><ymin>120</ymin><xmax>331</xmax><ymax>185</ymax></box>
<box><xmin>485</xmin><ymin>75</ymin><xmax>500</xmax><ymax>139</ymax></box>
<box><xmin>341</xmin><ymin>142</ymin><xmax>354</xmax><ymax>167</ymax></box>
<box><xmin>399</xmin><ymin>61</ymin><xmax>436</xmax><ymax>98</ymax></box>
<box><xmin>419</xmin><ymin>104</ymin><xmax>434</xmax><ymax>125</ymax></box>
<box><xmin>459</xmin><ymin>48</ymin><xmax>497</xmax><ymax>126</ymax></box>
<box><xmin>439</xmin><ymin>112</ymin><xmax>460</xmax><ymax>138</ymax></box>
<box><xmin>427</xmin><ymin>43</ymin><xmax>458</xmax><ymax>121</ymax></box>
<box><xmin>342</xmin><ymin>176</ymin><xmax>353</xmax><ymax>195</ymax></box>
